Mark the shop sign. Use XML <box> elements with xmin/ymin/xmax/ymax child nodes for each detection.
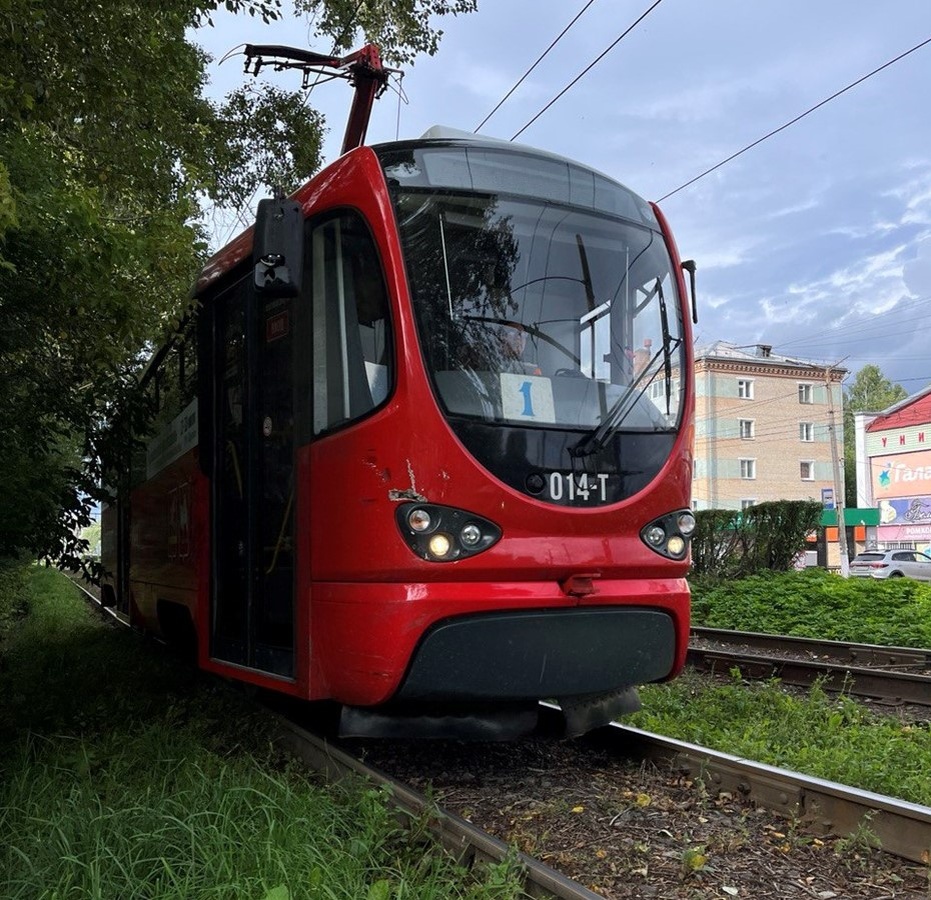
<box><xmin>871</xmin><ymin>450</ymin><xmax>931</xmax><ymax>499</ymax></box>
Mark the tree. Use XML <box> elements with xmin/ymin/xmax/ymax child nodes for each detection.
<box><xmin>0</xmin><ymin>0</ymin><xmax>475</xmax><ymax>568</ymax></box>
<box><xmin>842</xmin><ymin>364</ymin><xmax>908</xmax><ymax>505</ymax></box>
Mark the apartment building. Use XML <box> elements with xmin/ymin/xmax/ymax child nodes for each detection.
<box><xmin>692</xmin><ymin>342</ymin><xmax>845</xmax><ymax>511</ymax></box>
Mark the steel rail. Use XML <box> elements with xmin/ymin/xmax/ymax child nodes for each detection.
<box><xmin>608</xmin><ymin>721</ymin><xmax>931</xmax><ymax>866</ymax></box>
<box><xmin>273</xmin><ymin>715</ymin><xmax>605</xmax><ymax>900</ymax></box>
<box><xmin>692</xmin><ymin>626</ymin><xmax>931</xmax><ymax>669</ymax></box>
<box><xmin>687</xmin><ymin>645</ymin><xmax>931</xmax><ymax>706</ymax></box>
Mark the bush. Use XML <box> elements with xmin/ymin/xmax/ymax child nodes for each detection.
<box><xmin>691</xmin><ymin>500</ymin><xmax>821</xmax><ymax>578</ymax></box>
<box><xmin>690</xmin><ymin>568</ymin><xmax>931</xmax><ymax>647</ymax></box>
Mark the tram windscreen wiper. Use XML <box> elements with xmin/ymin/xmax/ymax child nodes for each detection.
<box><xmin>570</xmin><ymin>280</ymin><xmax>679</xmax><ymax>460</ymax></box>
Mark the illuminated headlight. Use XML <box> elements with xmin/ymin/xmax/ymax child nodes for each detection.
<box><xmin>428</xmin><ymin>534</ymin><xmax>452</xmax><ymax>558</ymax></box>
<box><xmin>641</xmin><ymin>509</ymin><xmax>694</xmax><ymax>560</ymax></box>
<box><xmin>396</xmin><ymin>503</ymin><xmax>502</xmax><ymax>562</ymax></box>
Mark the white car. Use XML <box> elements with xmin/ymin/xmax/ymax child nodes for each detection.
<box><xmin>849</xmin><ymin>549</ymin><xmax>931</xmax><ymax>581</ymax></box>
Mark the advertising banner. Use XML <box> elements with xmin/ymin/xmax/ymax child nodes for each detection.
<box><xmin>870</xmin><ymin>450</ymin><xmax>931</xmax><ymax>500</ymax></box>
<box><xmin>877</xmin><ymin>523</ymin><xmax>931</xmax><ymax>541</ymax></box>
<box><xmin>877</xmin><ymin>495</ymin><xmax>931</xmax><ymax>526</ymax></box>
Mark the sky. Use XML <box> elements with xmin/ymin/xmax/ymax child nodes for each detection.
<box><xmin>194</xmin><ymin>0</ymin><xmax>931</xmax><ymax>394</ymax></box>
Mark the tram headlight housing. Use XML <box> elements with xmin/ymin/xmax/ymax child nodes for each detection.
<box><xmin>640</xmin><ymin>510</ymin><xmax>694</xmax><ymax>560</ymax></box>
<box><xmin>408</xmin><ymin>508</ymin><xmax>432</xmax><ymax>532</ymax></box>
<box><xmin>677</xmin><ymin>511</ymin><xmax>696</xmax><ymax>537</ymax></box>
<box><xmin>396</xmin><ymin>503</ymin><xmax>501</xmax><ymax>562</ymax></box>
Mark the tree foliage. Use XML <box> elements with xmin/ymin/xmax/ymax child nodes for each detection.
<box><xmin>842</xmin><ymin>364</ymin><xmax>908</xmax><ymax>505</ymax></box>
<box><xmin>690</xmin><ymin>500</ymin><xmax>822</xmax><ymax>580</ymax></box>
<box><xmin>0</xmin><ymin>0</ymin><xmax>475</xmax><ymax>567</ymax></box>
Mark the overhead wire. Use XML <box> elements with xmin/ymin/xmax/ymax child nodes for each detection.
<box><xmin>473</xmin><ymin>0</ymin><xmax>598</xmax><ymax>133</ymax></box>
<box><xmin>510</xmin><ymin>0</ymin><xmax>666</xmax><ymax>142</ymax></box>
<box><xmin>658</xmin><ymin>34</ymin><xmax>931</xmax><ymax>202</ymax></box>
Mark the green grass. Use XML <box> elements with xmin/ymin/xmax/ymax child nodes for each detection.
<box><xmin>634</xmin><ymin>671</ymin><xmax>931</xmax><ymax>807</ymax></box>
<box><xmin>690</xmin><ymin>568</ymin><xmax>931</xmax><ymax>647</ymax></box>
<box><xmin>675</xmin><ymin>569</ymin><xmax>931</xmax><ymax>804</ymax></box>
<box><xmin>0</xmin><ymin>557</ymin><xmax>28</xmax><ymax>642</ymax></box>
<box><xmin>0</xmin><ymin>567</ymin><xmax>527</xmax><ymax>900</ymax></box>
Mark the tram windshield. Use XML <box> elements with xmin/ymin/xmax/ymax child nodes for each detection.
<box><xmin>378</xmin><ymin>143</ymin><xmax>685</xmax><ymax>433</ymax></box>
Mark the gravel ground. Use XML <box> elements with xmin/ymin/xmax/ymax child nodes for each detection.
<box><xmin>354</xmin><ymin>735</ymin><xmax>930</xmax><ymax>899</ymax></box>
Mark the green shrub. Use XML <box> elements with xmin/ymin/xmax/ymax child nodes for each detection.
<box><xmin>691</xmin><ymin>500</ymin><xmax>821</xmax><ymax>578</ymax></box>
<box><xmin>690</xmin><ymin>568</ymin><xmax>931</xmax><ymax>647</ymax></box>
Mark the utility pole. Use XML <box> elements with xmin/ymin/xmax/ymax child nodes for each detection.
<box><xmin>825</xmin><ymin>364</ymin><xmax>849</xmax><ymax>577</ymax></box>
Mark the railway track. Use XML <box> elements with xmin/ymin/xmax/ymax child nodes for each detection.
<box><xmin>283</xmin><ymin>703</ymin><xmax>931</xmax><ymax>868</ymax></box>
<box><xmin>689</xmin><ymin>626</ymin><xmax>931</xmax><ymax>707</ymax></box>
<box><xmin>70</xmin><ymin>577</ymin><xmax>931</xmax><ymax>895</ymax></box>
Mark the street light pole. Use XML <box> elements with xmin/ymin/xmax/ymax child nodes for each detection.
<box><xmin>826</xmin><ymin>364</ymin><xmax>849</xmax><ymax>577</ymax></box>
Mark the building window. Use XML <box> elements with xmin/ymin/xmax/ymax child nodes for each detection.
<box><xmin>740</xmin><ymin>499</ymin><xmax>756</xmax><ymax>510</ymax></box>
<box><xmin>800</xmin><ymin>460</ymin><xmax>815</xmax><ymax>480</ymax></box>
<box><xmin>737</xmin><ymin>379</ymin><xmax>754</xmax><ymax>399</ymax></box>
<box><xmin>739</xmin><ymin>458</ymin><xmax>756</xmax><ymax>480</ymax></box>
<box><xmin>739</xmin><ymin>419</ymin><xmax>755</xmax><ymax>440</ymax></box>
<box><xmin>799</xmin><ymin>422</ymin><xmax>814</xmax><ymax>442</ymax></box>
<box><xmin>798</xmin><ymin>383</ymin><xmax>813</xmax><ymax>404</ymax></box>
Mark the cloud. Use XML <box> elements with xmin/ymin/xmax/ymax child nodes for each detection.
<box><xmin>904</xmin><ymin>235</ymin><xmax>931</xmax><ymax>297</ymax></box>
<box><xmin>766</xmin><ymin>197</ymin><xmax>821</xmax><ymax>219</ymax></box>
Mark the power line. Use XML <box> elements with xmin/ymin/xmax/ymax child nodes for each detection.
<box><xmin>474</xmin><ymin>0</ymin><xmax>598</xmax><ymax>133</ymax></box>
<box><xmin>658</xmin><ymin>34</ymin><xmax>931</xmax><ymax>202</ymax></box>
<box><xmin>510</xmin><ymin>0</ymin><xmax>666</xmax><ymax>142</ymax></box>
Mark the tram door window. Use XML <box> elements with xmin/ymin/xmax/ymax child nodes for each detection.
<box><xmin>309</xmin><ymin>212</ymin><xmax>392</xmax><ymax>436</ymax></box>
<box><xmin>213</xmin><ymin>286</ymin><xmax>249</xmax><ymax>666</ymax></box>
<box><xmin>254</xmin><ymin>292</ymin><xmax>295</xmax><ymax>674</ymax></box>
<box><xmin>211</xmin><ymin>275</ymin><xmax>296</xmax><ymax>678</ymax></box>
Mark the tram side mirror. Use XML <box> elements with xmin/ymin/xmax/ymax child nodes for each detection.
<box><xmin>254</xmin><ymin>198</ymin><xmax>304</xmax><ymax>297</ymax></box>
<box><xmin>681</xmin><ymin>259</ymin><xmax>697</xmax><ymax>324</ymax></box>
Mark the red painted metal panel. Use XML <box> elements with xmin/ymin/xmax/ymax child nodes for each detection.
<box><xmin>112</xmin><ymin>144</ymin><xmax>695</xmax><ymax>718</ymax></box>
<box><xmin>307</xmin><ymin>578</ymin><xmax>690</xmax><ymax>706</ymax></box>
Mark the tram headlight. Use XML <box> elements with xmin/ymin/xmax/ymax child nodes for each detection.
<box><xmin>395</xmin><ymin>503</ymin><xmax>502</xmax><ymax>562</ymax></box>
<box><xmin>408</xmin><ymin>508</ymin><xmax>433</xmax><ymax>532</ymax></box>
<box><xmin>428</xmin><ymin>534</ymin><xmax>452</xmax><ymax>558</ymax></box>
<box><xmin>641</xmin><ymin>509</ymin><xmax>694</xmax><ymax>560</ymax></box>
<box><xmin>646</xmin><ymin>525</ymin><xmax>666</xmax><ymax>547</ymax></box>
<box><xmin>460</xmin><ymin>523</ymin><xmax>482</xmax><ymax>546</ymax></box>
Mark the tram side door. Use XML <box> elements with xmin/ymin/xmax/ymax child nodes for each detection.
<box><xmin>208</xmin><ymin>275</ymin><xmax>296</xmax><ymax>679</ymax></box>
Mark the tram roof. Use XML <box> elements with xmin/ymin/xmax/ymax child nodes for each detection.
<box><xmin>197</xmin><ymin>126</ymin><xmax>656</xmax><ymax>296</ymax></box>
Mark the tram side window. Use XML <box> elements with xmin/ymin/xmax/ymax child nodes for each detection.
<box><xmin>310</xmin><ymin>212</ymin><xmax>392</xmax><ymax>435</ymax></box>
<box><xmin>129</xmin><ymin>321</ymin><xmax>199</xmax><ymax>489</ymax></box>
<box><xmin>153</xmin><ymin>328</ymin><xmax>198</xmax><ymax>432</ymax></box>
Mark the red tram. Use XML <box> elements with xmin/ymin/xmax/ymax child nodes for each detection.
<box><xmin>101</xmin><ymin>49</ymin><xmax>696</xmax><ymax>738</ymax></box>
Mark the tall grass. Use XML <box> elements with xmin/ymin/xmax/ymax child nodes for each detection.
<box><xmin>0</xmin><ymin>557</ymin><xmax>28</xmax><ymax>641</ymax></box>
<box><xmin>0</xmin><ymin>568</ymin><xmax>526</xmax><ymax>899</ymax></box>
<box><xmin>635</xmin><ymin>672</ymin><xmax>931</xmax><ymax>806</ymax></box>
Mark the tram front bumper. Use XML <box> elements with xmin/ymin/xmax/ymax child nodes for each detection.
<box><xmin>394</xmin><ymin>606</ymin><xmax>676</xmax><ymax>702</ymax></box>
